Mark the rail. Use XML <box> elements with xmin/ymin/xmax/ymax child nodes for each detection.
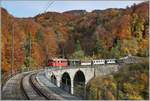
<box><xmin>20</xmin><ymin>73</ymin><xmax>30</xmax><ymax>100</ymax></box>
<box><xmin>1</xmin><ymin>67</ymin><xmax>44</xmax><ymax>89</ymax></box>
<box><xmin>29</xmin><ymin>73</ymin><xmax>52</xmax><ymax>99</ymax></box>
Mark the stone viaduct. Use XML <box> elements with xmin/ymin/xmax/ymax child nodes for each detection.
<box><xmin>45</xmin><ymin>64</ymin><xmax>119</xmax><ymax>95</ymax></box>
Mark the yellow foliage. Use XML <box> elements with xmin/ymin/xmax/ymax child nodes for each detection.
<box><xmin>128</xmin><ymin>94</ymin><xmax>143</xmax><ymax>100</ymax></box>
<box><xmin>106</xmin><ymin>91</ymin><xmax>115</xmax><ymax>100</ymax></box>
<box><xmin>140</xmin><ymin>73</ymin><xmax>148</xmax><ymax>84</ymax></box>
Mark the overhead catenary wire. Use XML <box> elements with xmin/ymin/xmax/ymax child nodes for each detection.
<box><xmin>43</xmin><ymin>0</ymin><xmax>55</xmax><ymax>13</ymax></box>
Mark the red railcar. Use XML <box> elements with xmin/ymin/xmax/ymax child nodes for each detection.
<box><xmin>47</xmin><ymin>58</ymin><xmax>68</xmax><ymax>67</ymax></box>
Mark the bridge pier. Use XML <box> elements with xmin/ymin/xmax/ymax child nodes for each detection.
<box><xmin>71</xmin><ymin>79</ymin><xmax>74</xmax><ymax>95</ymax></box>
<box><xmin>56</xmin><ymin>76</ymin><xmax>61</xmax><ymax>87</ymax></box>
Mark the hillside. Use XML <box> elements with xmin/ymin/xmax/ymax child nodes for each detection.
<box><xmin>1</xmin><ymin>2</ymin><xmax>149</xmax><ymax>75</ymax></box>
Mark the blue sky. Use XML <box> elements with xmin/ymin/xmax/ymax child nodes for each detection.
<box><xmin>1</xmin><ymin>0</ymin><xmax>145</xmax><ymax>18</ymax></box>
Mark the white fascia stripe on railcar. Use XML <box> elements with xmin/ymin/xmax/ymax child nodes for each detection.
<box><xmin>107</xmin><ymin>61</ymin><xmax>116</xmax><ymax>64</ymax></box>
<box><xmin>94</xmin><ymin>62</ymin><xmax>105</xmax><ymax>64</ymax></box>
<box><xmin>81</xmin><ymin>63</ymin><xmax>91</xmax><ymax>65</ymax></box>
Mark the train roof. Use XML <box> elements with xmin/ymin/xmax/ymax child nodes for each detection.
<box><xmin>68</xmin><ymin>59</ymin><xmax>80</xmax><ymax>61</ymax></box>
<box><xmin>105</xmin><ymin>59</ymin><xmax>116</xmax><ymax>60</ymax></box>
<box><xmin>93</xmin><ymin>59</ymin><xmax>105</xmax><ymax>61</ymax></box>
<box><xmin>80</xmin><ymin>60</ymin><xmax>92</xmax><ymax>61</ymax></box>
<box><xmin>49</xmin><ymin>58</ymin><xmax>68</xmax><ymax>61</ymax></box>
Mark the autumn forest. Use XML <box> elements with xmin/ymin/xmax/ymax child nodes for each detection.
<box><xmin>1</xmin><ymin>1</ymin><xmax>148</xmax><ymax>73</ymax></box>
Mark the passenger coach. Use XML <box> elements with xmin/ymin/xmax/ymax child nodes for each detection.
<box><xmin>80</xmin><ymin>60</ymin><xmax>92</xmax><ymax>66</ymax></box>
<box><xmin>68</xmin><ymin>59</ymin><xmax>80</xmax><ymax>66</ymax></box>
<box><xmin>92</xmin><ymin>59</ymin><xmax>105</xmax><ymax>65</ymax></box>
<box><xmin>105</xmin><ymin>59</ymin><xmax>116</xmax><ymax>64</ymax></box>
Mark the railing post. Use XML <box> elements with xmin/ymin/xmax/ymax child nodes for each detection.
<box><xmin>84</xmin><ymin>84</ymin><xmax>86</xmax><ymax>99</ymax></box>
<box><xmin>94</xmin><ymin>65</ymin><xmax>96</xmax><ymax>77</ymax></box>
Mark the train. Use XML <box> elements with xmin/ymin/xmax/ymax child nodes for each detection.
<box><xmin>47</xmin><ymin>58</ymin><xmax>120</xmax><ymax>68</ymax></box>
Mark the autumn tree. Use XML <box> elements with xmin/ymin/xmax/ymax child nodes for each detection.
<box><xmin>24</xmin><ymin>32</ymin><xmax>32</xmax><ymax>57</ymax></box>
<box><xmin>93</xmin><ymin>32</ymin><xmax>105</xmax><ymax>58</ymax></box>
<box><xmin>35</xmin><ymin>29</ymin><xmax>44</xmax><ymax>43</ymax></box>
<box><xmin>137</xmin><ymin>38</ymin><xmax>149</xmax><ymax>57</ymax></box>
<box><xmin>110</xmin><ymin>39</ymin><xmax>121</xmax><ymax>58</ymax></box>
<box><xmin>86</xmin><ymin>76</ymin><xmax>117</xmax><ymax>100</ymax></box>
<box><xmin>132</xmin><ymin>14</ymin><xmax>145</xmax><ymax>41</ymax></box>
<box><xmin>71</xmin><ymin>40</ymin><xmax>85</xmax><ymax>59</ymax></box>
<box><xmin>55</xmin><ymin>30</ymin><xmax>66</xmax><ymax>58</ymax></box>
<box><xmin>120</xmin><ymin>38</ymin><xmax>139</xmax><ymax>56</ymax></box>
<box><xmin>110</xmin><ymin>47</ymin><xmax>120</xmax><ymax>59</ymax></box>
<box><xmin>23</xmin><ymin>32</ymin><xmax>36</xmax><ymax>70</ymax></box>
<box><xmin>75</xmin><ymin>40</ymin><xmax>82</xmax><ymax>51</ymax></box>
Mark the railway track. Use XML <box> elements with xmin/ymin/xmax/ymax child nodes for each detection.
<box><xmin>21</xmin><ymin>72</ymin><xmax>62</xmax><ymax>100</ymax></box>
<box><xmin>21</xmin><ymin>72</ymin><xmax>49</xmax><ymax>100</ymax></box>
<box><xmin>29</xmin><ymin>73</ymin><xmax>64</xmax><ymax>100</ymax></box>
<box><xmin>2</xmin><ymin>71</ymin><xmax>49</xmax><ymax>100</ymax></box>
<box><xmin>2</xmin><ymin>71</ymin><xmax>74</xmax><ymax>100</ymax></box>
<box><xmin>22</xmin><ymin>72</ymin><xmax>80</xmax><ymax>100</ymax></box>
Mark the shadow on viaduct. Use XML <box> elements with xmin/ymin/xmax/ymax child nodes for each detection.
<box><xmin>45</xmin><ymin>65</ymin><xmax>119</xmax><ymax>95</ymax></box>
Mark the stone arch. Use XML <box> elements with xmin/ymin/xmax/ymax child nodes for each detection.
<box><xmin>73</xmin><ymin>70</ymin><xmax>86</xmax><ymax>83</ymax></box>
<box><xmin>60</xmin><ymin>72</ymin><xmax>71</xmax><ymax>93</ymax></box>
<box><xmin>73</xmin><ymin>70</ymin><xmax>86</xmax><ymax>98</ymax></box>
<box><xmin>50</xmin><ymin>73</ymin><xmax>57</xmax><ymax>85</ymax></box>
